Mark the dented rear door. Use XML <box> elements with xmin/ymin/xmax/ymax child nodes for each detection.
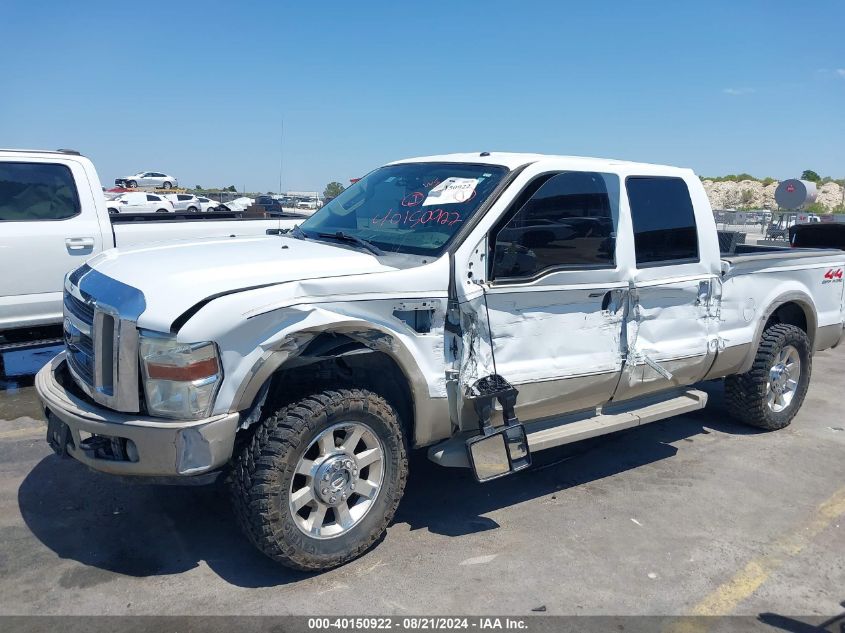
<box><xmin>613</xmin><ymin>176</ymin><xmax>720</xmax><ymax>403</ymax></box>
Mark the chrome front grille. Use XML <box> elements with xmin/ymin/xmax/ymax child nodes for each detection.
<box><xmin>64</xmin><ymin>291</ymin><xmax>95</xmax><ymax>323</ymax></box>
<box><xmin>63</xmin><ymin>267</ymin><xmax>145</xmax><ymax>413</ymax></box>
<box><xmin>63</xmin><ymin>293</ymin><xmax>95</xmax><ymax>386</ymax></box>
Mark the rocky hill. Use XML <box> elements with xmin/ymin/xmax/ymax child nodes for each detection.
<box><xmin>702</xmin><ymin>179</ymin><xmax>844</xmax><ymax>211</ymax></box>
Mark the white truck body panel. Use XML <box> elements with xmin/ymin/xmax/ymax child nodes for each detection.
<box><xmin>38</xmin><ymin>152</ymin><xmax>845</xmax><ymax>454</ymax></box>
<box><xmin>0</xmin><ymin>150</ymin><xmax>303</xmax><ymax>331</ymax></box>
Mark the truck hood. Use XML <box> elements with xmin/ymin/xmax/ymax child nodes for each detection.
<box><xmin>84</xmin><ymin>235</ymin><xmax>396</xmax><ymax>330</ymax></box>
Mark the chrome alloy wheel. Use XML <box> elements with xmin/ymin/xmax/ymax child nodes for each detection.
<box><xmin>289</xmin><ymin>422</ymin><xmax>385</xmax><ymax>539</ymax></box>
<box><xmin>766</xmin><ymin>345</ymin><xmax>801</xmax><ymax>413</ymax></box>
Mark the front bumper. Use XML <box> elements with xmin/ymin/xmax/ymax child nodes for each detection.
<box><xmin>35</xmin><ymin>353</ymin><xmax>239</xmax><ymax>478</ymax></box>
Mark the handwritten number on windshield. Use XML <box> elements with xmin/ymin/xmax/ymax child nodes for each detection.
<box><xmin>372</xmin><ymin>208</ymin><xmax>463</xmax><ymax>228</ymax></box>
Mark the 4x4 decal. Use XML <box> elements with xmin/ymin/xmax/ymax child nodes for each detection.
<box><xmin>823</xmin><ymin>268</ymin><xmax>843</xmax><ymax>283</ymax></box>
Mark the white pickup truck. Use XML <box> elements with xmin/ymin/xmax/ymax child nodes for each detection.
<box><xmin>0</xmin><ymin>149</ymin><xmax>304</xmax><ymax>335</ymax></box>
<box><xmin>35</xmin><ymin>152</ymin><xmax>845</xmax><ymax>572</ymax></box>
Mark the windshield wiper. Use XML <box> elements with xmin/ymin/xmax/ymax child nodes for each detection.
<box><xmin>315</xmin><ymin>231</ymin><xmax>384</xmax><ymax>256</ymax></box>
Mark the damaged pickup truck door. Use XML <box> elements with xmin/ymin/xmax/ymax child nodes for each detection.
<box><xmin>451</xmin><ymin>170</ymin><xmax>628</xmax><ymax>427</ymax></box>
<box><xmin>613</xmin><ymin>176</ymin><xmax>721</xmax><ymax>402</ymax></box>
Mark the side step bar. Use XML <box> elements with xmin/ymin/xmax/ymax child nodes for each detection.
<box><xmin>428</xmin><ymin>388</ymin><xmax>708</xmax><ymax>468</ymax></box>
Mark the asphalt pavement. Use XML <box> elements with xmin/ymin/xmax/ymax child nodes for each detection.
<box><xmin>0</xmin><ymin>344</ymin><xmax>842</xmax><ymax>617</ymax></box>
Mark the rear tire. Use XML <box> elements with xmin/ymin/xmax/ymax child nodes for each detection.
<box><xmin>156</xmin><ymin>208</ymin><xmax>168</xmax><ymax>213</ymax></box>
<box><xmin>230</xmin><ymin>388</ymin><xmax>408</xmax><ymax>571</ymax></box>
<box><xmin>127</xmin><ymin>180</ymin><xmax>137</xmax><ymax>188</ymax></box>
<box><xmin>187</xmin><ymin>206</ymin><xmax>198</xmax><ymax>213</ymax></box>
<box><xmin>163</xmin><ymin>181</ymin><xmax>172</xmax><ymax>189</ymax></box>
<box><xmin>725</xmin><ymin>324</ymin><xmax>812</xmax><ymax>430</ymax></box>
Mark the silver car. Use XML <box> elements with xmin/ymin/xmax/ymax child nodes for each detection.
<box><xmin>117</xmin><ymin>171</ymin><xmax>178</xmax><ymax>189</ymax></box>
<box><xmin>163</xmin><ymin>193</ymin><xmax>202</xmax><ymax>212</ymax></box>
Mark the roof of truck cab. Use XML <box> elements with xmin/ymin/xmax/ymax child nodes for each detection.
<box><xmin>389</xmin><ymin>152</ymin><xmax>693</xmax><ymax>175</ymax></box>
<box><xmin>0</xmin><ymin>148</ymin><xmax>83</xmax><ymax>156</ymax></box>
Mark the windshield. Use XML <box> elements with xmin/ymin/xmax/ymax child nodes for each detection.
<box><xmin>298</xmin><ymin>162</ymin><xmax>508</xmax><ymax>255</ymax></box>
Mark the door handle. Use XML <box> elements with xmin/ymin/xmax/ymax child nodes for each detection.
<box><xmin>66</xmin><ymin>237</ymin><xmax>95</xmax><ymax>250</ymax></box>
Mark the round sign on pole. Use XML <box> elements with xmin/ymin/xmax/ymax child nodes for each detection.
<box><xmin>774</xmin><ymin>179</ymin><xmax>817</xmax><ymax>210</ymax></box>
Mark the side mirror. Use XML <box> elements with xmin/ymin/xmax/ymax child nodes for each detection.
<box><xmin>466</xmin><ymin>424</ymin><xmax>530</xmax><ymax>482</ymax></box>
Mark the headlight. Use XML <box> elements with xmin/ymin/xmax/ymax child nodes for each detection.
<box><xmin>139</xmin><ymin>334</ymin><xmax>222</xmax><ymax>420</ymax></box>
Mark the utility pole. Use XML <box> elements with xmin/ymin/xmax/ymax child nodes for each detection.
<box><xmin>279</xmin><ymin>119</ymin><xmax>284</xmax><ymax>196</ymax></box>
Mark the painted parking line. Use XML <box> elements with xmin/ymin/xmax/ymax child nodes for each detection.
<box><xmin>691</xmin><ymin>485</ymin><xmax>845</xmax><ymax>616</ymax></box>
<box><xmin>0</xmin><ymin>426</ymin><xmax>44</xmax><ymax>440</ymax></box>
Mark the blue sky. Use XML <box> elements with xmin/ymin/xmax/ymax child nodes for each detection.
<box><xmin>1</xmin><ymin>1</ymin><xmax>843</xmax><ymax>192</ymax></box>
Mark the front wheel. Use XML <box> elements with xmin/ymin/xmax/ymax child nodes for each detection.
<box><xmin>187</xmin><ymin>206</ymin><xmax>198</xmax><ymax>213</ymax></box>
<box><xmin>163</xmin><ymin>181</ymin><xmax>172</xmax><ymax>189</ymax></box>
<box><xmin>725</xmin><ymin>324</ymin><xmax>812</xmax><ymax>430</ymax></box>
<box><xmin>230</xmin><ymin>388</ymin><xmax>408</xmax><ymax>571</ymax></box>
<box><xmin>127</xmin><ymin>180</ymin><xmax>137</xmax><ymax>188</ymax></box>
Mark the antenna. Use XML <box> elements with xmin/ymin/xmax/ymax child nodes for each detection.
<box><xmin>480</xmin><ymin>283</ymin><xmax>499</xmax><ymax>378</ymax></box>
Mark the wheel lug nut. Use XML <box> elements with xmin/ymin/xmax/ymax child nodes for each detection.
<box><xmin>322</xmin><ymin>488</ymin><xmax>329</xmax><ymax>495</ymax></box>
<box><xmin>323</xmin><ymin>473</ymin><xmax>330</xmax><ymax>481</ymax></box>
<box><xmin>330</xmin><ymin>496</ymin><xmax>336</xmax><ymax>503</ymax></box>
<box><xmin>341</xmin><ymin>493</ymin><xmax>347</xmax><ymax>500</ymax></box>
<box><xmin>350</xmin><ymin>483</ymin><xmax>356</xmax><ymax>490</ymax></box>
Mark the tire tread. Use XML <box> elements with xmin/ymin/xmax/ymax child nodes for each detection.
<box><xmin>229</xmin><ymin>388</ymin><xmax>407</xmax><ymax>571</ymax></box>
<box><xmin>724</xmin><ymin>323</ymin><xmax>811</xmax><ymax>430</ymax></box>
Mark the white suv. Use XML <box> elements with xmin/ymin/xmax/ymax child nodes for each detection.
<box><xmin>106</xmin><ymin>192</ymin><xmax>174</xmax><ymax>214</ymax></box>
<box><xmin>116</xmin><ymin>171</ymin><xmax>178</xmax><ymax>189</ymax></box>
<box><xmin>163</xmin><ymin>194</ymin><xmax>202</xmax><ymax>212</ymax></box>
<box><xmin>196</xmin><ymin>196</ymin><xmax>220</xmax><ymax>212</ymax></box>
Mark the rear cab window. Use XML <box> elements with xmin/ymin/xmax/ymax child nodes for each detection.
<box><xmin>0</xmin><ymin>161</ymin><xmax>81</xmax><ymax>221</ymax></box>
<box><xmin>626</xmin><ymin>176</ymin><xmax>698</xmax><ymax>266</ymax></box>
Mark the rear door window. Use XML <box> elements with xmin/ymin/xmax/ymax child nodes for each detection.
<box><xmin>0</xmin><ymin>161</ymin><xmax>81</xmax><ymax>221</ymax></box>
<box><xmin>626</xmin><ymin>176</ymin><xmax>698</xmax><ymax>265</ymax></box>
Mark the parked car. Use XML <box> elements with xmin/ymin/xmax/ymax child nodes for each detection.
<box><xmin>163</xmin><ymin>193</ymin><xmax>202</xmax><ymax>213</ymax></box>
<box><xmin>0</xmin><ymin>149</ymin><xmax>305</xmax><ymax>333</ymax></box>
<box><xmin>254</xmin><ymin>195</ymin><xmax>286</xmax><ymax>215</ymax></box>
<box><xmin>196</xmin><ymin>196</ymin><xmax>219</xmax><ymax>212</ymax></box>
<box><xmin>36</xmin><ymin>152</ymin><xmax>845</xmax><ymax>572</ymax></box>
<box><xmin>108</xmin><ymin>192</ymin><xmax>174</xmax><ymax>214</ymax></box>
<box><xmin>225</xmin><ymin>197</ymin><xmax>255</xmax><ymax>212</ymax></box>
<box><xmin>115</xmin><ymin>171</ymin><xmax>178</xmax><ymax>189</ymax></box>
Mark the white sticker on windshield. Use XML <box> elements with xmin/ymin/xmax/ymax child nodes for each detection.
<box><xmin>422</xmin><ymin>177</ymin><xmax>478</xmax><ymax>206</ymax></box>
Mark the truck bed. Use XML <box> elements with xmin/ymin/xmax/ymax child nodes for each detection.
<box><xmin>721</xmin><ymin>246</ymin><xmax>845</xmax><ymax>267</ymax></box>
<box><xmin>110</xmin><ymin>210</ymin><xmax>307</xmax><ymax>248</ymax></box>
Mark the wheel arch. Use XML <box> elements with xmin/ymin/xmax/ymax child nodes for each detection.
<box><xmin>229</xmin><ymin>325</ymin><xmax>450</xmax><ymax>448</ymax></box>
<box><xmin>739</xmin><ymin>291</ymin><xmax>817</xmax><ymax>374</ymax></box>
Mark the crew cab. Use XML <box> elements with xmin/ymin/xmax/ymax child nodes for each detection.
<box><xmin>36</xmin><ymin>153</ymin><xmax>845</xmax><ymax>572</ymax></box>
<box><xmin>0</xmin><ymin>149</ymin><xmax>306</xmax><ymax>334</ymax></box>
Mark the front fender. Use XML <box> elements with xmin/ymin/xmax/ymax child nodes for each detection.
<box><xmin>183</xmin><ymin>297</ymin><xmax>451</xmax><ymax>448</ymax></box>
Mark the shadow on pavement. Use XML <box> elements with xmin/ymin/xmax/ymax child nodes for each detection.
<box><xmin>758</xmin><ymin>601</ymin><xmax>845</xmax><ymax>632</ymax></box>
<box><xmin>18</xmin><ymin>380</ymin><xmax>758</xmax><ymax>588</ymax></box>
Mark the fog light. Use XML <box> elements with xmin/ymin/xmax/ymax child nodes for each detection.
<box><xmin>125</xmin><ymin>439</ymin><xmax>139</xmax><ymax>463</ymax></box>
